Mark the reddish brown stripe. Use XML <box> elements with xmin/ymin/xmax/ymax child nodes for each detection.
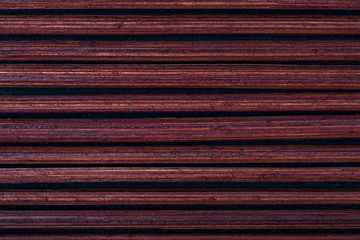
<box><xmin>1</xmin><ymin>41</ymin><xmax>359</xmax><ymax>62</ymax></box>
<box><xmin>0</xmin><ymin>210</ymin><xmax>359</xmax><ymax>229</ymax></box>
<box><xmin>0</xmin><ymin>145</ymin><xmax>358</xmax><ymax>164</ymax></box>
<box><xmin>0</xmin><ymin>0</ymin><xmax>359</xmax><ymax>9</ymax></box>
<box><xmin>1</xmin><ymin>64</ymin><xmax>359</xmax><ymax>89</ymax></box>
<box><xmin>1</xmin><ymin>191</ymin><xmax>360</xmax><ymax>205</ymax></box>
<box><xmin>2</xmin><ymin>15</ymin><xmax>360</xmax><ymax>35</ymax></box>
<box><xmin>0</xmin><ymin>115</ymin><xmax>358</xmax><ymax>143</ymax></box>
<box><xmin>0</xmin><ymin>167</ymin><xmax>359</xmax><ymax>183</ymax></box>
<box><xmin>1</xmin><ymin>93</ymin><xmax>360</xmax><ymax>113</ymax></box>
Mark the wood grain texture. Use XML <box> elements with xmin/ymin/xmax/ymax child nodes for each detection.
<box><xmin>2</xmin><ymin>15</ymin><xmax>360</xmax><ymax>35</ymax></box>
<box><xmin>1</xmin><ymin>64</ymin><xmax>359</xmax><ymax>89</ymax></box>
<box><xmin>0</xmin><ymin>115</ymin><xmax>358</xmax><ymax>143</ymax></box>
<box><xmin>1</xmin><ymin>190</ymin><xmax>360</xmax><ymax>205</ymax></box>
<box><xmin>1</xmin><ymin>167</ymin><xmax>359</xmax><ymax>183</ymax></box>
<box><xmin>1</xmin><ymin>41</ymin><xmax>359</xmax><ymax>62</ymax></box>
<box><xmin>1</xmin><ymin>0</ymin><xmax>359</xmax><ymax>9</ymax></box>
<box><xmin>0</xmin><ymin>210</ymin><xmax>360</xmax><ymax>229</ymax></box>
<box><xmin>1</xmin><ymin>93</ymin><xmax>360</xmax><ymax>113</ymax></box>
<box><xmin>1</xmin><ymin>235</ymin><xmax>360</xmax><ymax>240</ymax></box>
<box><xmin>0</xmin><ymin>145</ymin><xmax>358</xmax><ymax>164</ymax></box>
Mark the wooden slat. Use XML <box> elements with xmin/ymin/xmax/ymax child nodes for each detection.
<box><xmin>0</xmin><ymin>210</ymin><xmax>359</xmax><ymax>229</ymax></box>
<box><xmin>0</xmin><ymin>145</ymin><xmax>358</xmax><ymax>164</ymax></box>
<box><xmin>1</xmin><ymin>235</ymin><xmax>360</xmax><ymax>240</ymax></box>
<box><xmin>2</xmin><ymin>15</ymin><xmax>360</xmax><ymax>35</ymax></box>
<box><xmin>1</xmin><ymin>93</ymin><xmax>360</xmax><ymax>113</ymax></box>
<box><xmin>1</xmin><ymin>167</ymin><xmax>359</xmax><ymax>183</ymax></box>
<box><xmin>0</xmin><ymin>115</ymin><xmax>358</xmax><ymax>143</ymax></box>
<box><xmin>1</xmin><ymin>190</ymin><xmax>360</xmax><ymax>205</ymax></box>
<box><xmin>1</xmin><ymin>64</ymin><xmax>359</xmax><ymax>89</ymax></box>
<box><xmin>1</xmin><ymin>41</ymin><xmax>359</xmax><ymax>62</ymax></box>
<box><xmin>0</xmin><ymin>0</ymin><xmax>359</xmax><ymax>10</ymax></box>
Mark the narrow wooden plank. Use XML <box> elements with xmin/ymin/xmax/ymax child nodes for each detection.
<box><xmin>0</xmin><ymin>210</ymin><xmax>359</xmax><ymax>229</ymax></box>
<box><xmin>1</xmin><ymin>93</ymin><xmax>360</xmax><ymax>113</ymax></box>
<box><xmin>0</xmin><ymin>145</ymin><xmax>358</xmax><ymax>164</ymax></box>
<box><xmin>1</xmin><ymin>190</ymin><xmax>360</xmax><ymax>205</ymax></box>
<box><xmin>2</xmin><ymin>15</ymin><xmax>360</xmax><ymax>35</ymax></box>
<box><xmin>1</xmin><ymin>235</ymin><xmax>360</xmax><ymax>240</ymax></box>
<box><xmin>1</xmin><ymin>41</ymin><xmax>359</xmax><ymax>62</ymax></box>
<box><xmin>1</xmin><ymin>167</ymin><xmax>359</xmax><ymax>183</ymax></box>
<box><xmin>0</xmin><ymin>115</ymin><xmax>358</xmax><ymax>143</ymax></box>
<box><xmin>1</xmin><ymin>64</ymin><xmax>359</xmax><ymax>89</ymax></box>
<box><xmin>1</xmin><ymin>0</ymin><xmax>359</xmax><ymax>10</ymax></box>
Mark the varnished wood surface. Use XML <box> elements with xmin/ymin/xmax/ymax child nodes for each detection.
<box><xmin>0</xmin><ymin>115</ymin><xmax>358</xmax><ymax>143</ymax></box>
<box><xmin>1</xmin><ymin>190</ymin><xmax>359</xmax><ymax>205</ymax></box>
<box><xmin>2</xmin><ymin>15</ymin><xmax>360</xmax><ymax>35</ymax></box>
<box><xmin>1</xmin><ymin>0</ymin><xmax>359</xmax><ymax>9</ymax></box>
<box><xmin>0</xmin><ymin>145</ymin><xmax>358</xmax><ymax>164</ymax></box>
<box><xmin>1</xmin><ymin>167</ymin><xmax>359</xmax><ymax>183</ymax></box>
<box><xmin>1</xmin><ymin>41</ymin><xmax>359</xmax><ymax>62</ymax></box>
<box><xmin>1</xmin><ymin>93</ymin><xmax>360</xmax><ymax>113</ymax></box>
<box><xmin>1</xmin><ymin>210</ymin><xmax>360</xmax><ymax>229</ymax></box>
<box><xmin>1</xmin><ymin>64</ymin><xmax>358</xmax><ymax>89</ymax></box>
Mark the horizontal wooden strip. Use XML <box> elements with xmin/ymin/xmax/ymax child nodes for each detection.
<box><xmin>1</xmin><ymin>167</ymin><xmax>359</xmax><ymax>183</ymax></box>
<box><xmin>1</xmin><ymin>145</ymin><xmax>358</xmax><ymax>164</ymax></box>
<box><xmin>0</xmin><ymin>115</ymin><xmax>358</xmax><ymax>142</ymax></box>
<box><xmin>1</xmin><ymin>190</ymin><xmax>360</xmax><ymax>205</ymax></box>
<box><xmin>2</xmin><ymin>15</ymin><xmax>360</xmax><ymax>35</ymax></box>
<box><xmin>0</xmin><ymin>210</ymin><xmax>359</xmax><ymax>229</ymax></box>
<box><xmin>1</xmin><ymin>64</ymin><xmax>359</xmax><ymax>89</ymax></box>
<box><xmin>1</xmin><ymin>235</ymin><xmax>360</xmax><ymax>240</ymax></box>
<box><xmin>1</xmin><ymin>41</ymin><xmax>359</xmax><ymax>62</ymax></box>
<box><xmin>1</xmin><ymin>93</ymin><xmax>360</xmax><ymax>113</ymax></box>
<box><xmin>1</xmin><ymin>0</ymin><xmax>359</xmax><ymax>9</ymax></box>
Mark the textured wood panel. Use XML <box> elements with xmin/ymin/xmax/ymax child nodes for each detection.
<box><xmin>1</xmin><ymin>41</ymin><xmax>359</xmax><ymax>62</ymax></box>
<box><xmin>0</xmin><ymin>115</ymin><xmax>358</xmax><ymax>142</ymax></box>
<box><xmin>1</xmin><ymin>190</ymin><xmax>359</xmax><ymax>205</ymax></box>
<box><xmin>0</xmin><ymin>145</ymin><xmax>358</xmax><ymax>164</ymax></box>
<box><xmin>2</xmin><ymin>15</ymin><xmax>360</xmax><ymax>35</ymax></box>
<box><xmin>1</xmin><ymin>64</ymin><xmax>359</xmax><ymax>89</ymax></box>
<box><xmin>0</xmin><ymin>210</ymin><xmax>359</xmax><ymax>229</ymax></box>
<box><xmin>1</xmin><ymin>0</ymin><xmax>359</xmax><ymax>9</ymax></box>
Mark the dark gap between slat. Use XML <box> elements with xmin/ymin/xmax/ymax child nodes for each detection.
<box><xmin>1</xmin><ymin>111</ymin><xmax>359</xmax><ymax>119</ymax></box>
<box><xmin>1</xmin><ymin>205</ymin><xmax>360</xmax><ymax>210</ymax></box>
<box><xmin>0</xmin><ymin>139</ymin><xmax>359</xmax><ymax>146</ymax></box>
<box><xmin>1</xmin><ymin>35</ymin><xmax>360</xmax><ymax>41</ymax></box>
<box><xmin>0</xmin><ymin>182</ymin><xmax>358</xmax><ymax>189</ymax></box>
<box><xmin>2</xmin><ymin>88</ymin><xmax>360</xmax><ymax>95</ymax></box>
<box><xmin>0</xmin><ymin>163</ymin><xmax>359</xmax><ymax>168</ymax></box>
<box><xmin>2</xmin><ymin>61</ymin><xmax>359</xmax><ymax>65</ymax></box>
<box><xmin>0</xmin><ymin>9</ymin><xmax>360</xmax><ymax>16</ymax></box>
<box><xmin>1</xmin><ymin>229</ymin><xmax>360</xmax><ymax>234</ymax></box>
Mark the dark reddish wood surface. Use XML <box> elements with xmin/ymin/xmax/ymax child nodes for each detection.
<box><xmin>1</xmin><ymin>41</ymin><xmax>359</xmax><ymax>62</ymax></box>
<box><xmin>1</xmin><ymin>0</ymin><xmax>359</xmax><ymax>9</ymax></box>
<box><xmin>1</xmin><ymin>93</ymin><xmax>360</xmax><ymax>113</ymax></box>
<box><xmin>0</xmin><ymin>145</ymin><xmax>358</xmax><ymax>164</ymax></box>
<box><xmin>0</xmin><ymin>115</ymin><xmax>358</xmax><ymax>143</ymax></box>
<box><xmin>1</xmin><ymin>167</ymin><xmax>359</xmax><ymax>183</ymax></box>
<box><xmin>1</xmin><ymin>64</ymin><xmax>359</xmax><ymax>89</ymax></box>
<box><xmin>0</xmin><ymin>210</ymin><xmax>359</xmax><ymax>229</ymax></box>
<box><xmin>2</xmin><ymin>15</ymin><xmax>360</xmax><ymax>35</ymax></box>
<box><xmin>1</xmin><ymin>190</ymin><xmax>359</xmax><ymax>205</ymax></box>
